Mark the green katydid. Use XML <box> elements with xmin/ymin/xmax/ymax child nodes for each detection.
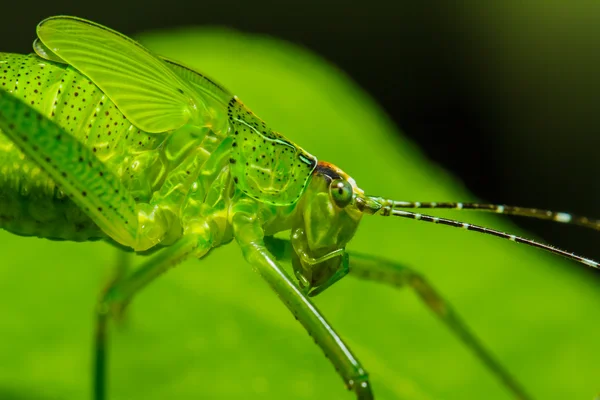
<box><xmin>1</xmin><ymin>15</ymin><xmax>599</xmax><ymax>400</ymax></box>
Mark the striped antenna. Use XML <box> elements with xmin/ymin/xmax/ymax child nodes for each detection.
<box><xmin>389</xmin><ymin>201</ymin><xmax>600</xmax><ymax>231</ymax></box>
<box><xmin>362</xmin><ymin>197</ymin><xmax>600</xmax><ymax>271</ymax></box>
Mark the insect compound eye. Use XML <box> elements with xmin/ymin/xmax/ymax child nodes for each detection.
<box><xmin>329</xmin><ymin>179</ymin><xmax>353</xmax><ymax>208</ymax></box>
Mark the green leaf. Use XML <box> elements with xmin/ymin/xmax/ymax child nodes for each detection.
<box><xmin>0</xmin><ymin>27</ymin><xmax>599</xmax><ymax>400</ymax></box>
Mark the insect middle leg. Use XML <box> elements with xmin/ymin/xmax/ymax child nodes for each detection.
<box><xmin>95</xmin><ymin>231</ymin><xmax>213</xmax><ymax>400</ymax></box>
<box><xmin>0</xmin><ymin>86</ymin><xmax>216</xmax><ymax>399</ymax></box>
<box><xmin>103</xmin><ymin>250</ymin><xmax>131</xmax><ymax>307</ymax></box>
<box><xmin>345</xmin><ymin>251</ymin><xmax>532</xmax><ymax>400</ymax></box>
<box><xmin>264</xmin><ymin>237</ymin><xmax>532</xmax><ymax>400</ymax></box>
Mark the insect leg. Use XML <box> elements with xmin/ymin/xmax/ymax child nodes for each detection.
<box><xmin>107</xmin><ymin>250</ymin><xmax>131</xmax><ymax>294</ymax></box>
<box><xmin>264</xmin><ymin>237</ymin><xmax>531</xmax><ymax>400</ymax></box>
<box><xmin>233</xmin><ymin>211</ymin><xmax>373</xmax><ymax>400</ymax></box>
<box><xmin>346</xmin><ymin>251</ymin><xmax>531</xmax><ymax>400</ymax></box>
<box><xmin>95</xmin><ymin>231</ymin><xmax>213</xmax><ymax>400</ymax></box>
<box><xmin>0</xmin><ymin>89</ymin><xmax>138</xmax><ymax>247</ymax></box>
<box><xmin>96</xmin><ymin>249</ymin><xmax>134</xmax><ymax>331</ymax></box>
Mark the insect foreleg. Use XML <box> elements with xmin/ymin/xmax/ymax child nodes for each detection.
<box><xmin>264</xmin><ymin>237</ymin><xmax>531</xmax><ymax>400</ymax></box>
<box><xmin>95</xmin><ymin>231</ymin><xmax>213</xmax><ymax>400</ymax></box>
<box><xmin>232</xmin><ymin>208</ymin><xmax>373</xmax><ymax>400</ymax></box>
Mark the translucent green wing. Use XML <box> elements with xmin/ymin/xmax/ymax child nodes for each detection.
<box><xmin>161</xmin><ymin>57</ymin><xmax>233</xmax><ymax>106</ymax></box>
<box><xmin>35</xmin><ymin>16</ymin><xmax>200</xmax><ymax>133</ymax></box>
<box><xmin>33</xmin><ymin>38</ymin><xmax>66</xmax><ymax>64</ymax></box>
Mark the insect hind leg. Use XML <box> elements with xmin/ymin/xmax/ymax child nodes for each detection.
<box><xmin>264</xmin><ymin>237</ymin><xmax>532</xmax><ymax>400</ymax></box>
<box><xmin>347</xmin><ymin>251</ymin><xmax>532</xmax><ymax>400</ymax></box>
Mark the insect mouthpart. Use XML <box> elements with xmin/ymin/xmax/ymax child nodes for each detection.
<box><xmin>290</xmin><ymin>227</ymin><xmax>349</xmax><ymax>297</ymax></box>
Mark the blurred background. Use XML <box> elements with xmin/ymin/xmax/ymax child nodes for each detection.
<box><xmin>2</xmin><ymin>1</ymin><xmax>599</xmax><ymax>261</ymax></box>
<box><xmin>2</xmin><ymin>2</ymin><xmax>600</xmax><ymax>399</ymax></box>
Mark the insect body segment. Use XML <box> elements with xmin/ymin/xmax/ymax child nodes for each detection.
<box><xmin>228</xmin><ymin>97</ymin><xmax>317</xmax><ymax>206</ymax></box>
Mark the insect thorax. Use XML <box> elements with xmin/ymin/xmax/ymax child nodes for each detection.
<box><xmin>227</xmin><ymin>97</ymin><xmax>317</xmax><ymax>206</ymax></box>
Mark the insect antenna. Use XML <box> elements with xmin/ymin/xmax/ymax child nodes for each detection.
<box><xmin>389</xmin><ymin>201</ymin><xmax>600</xmax><ymax>231</ymax></box>
<box><xmin>360</xmin><ymin>197</ymin><xmax>600</xmax><ymax>270</ymax></box>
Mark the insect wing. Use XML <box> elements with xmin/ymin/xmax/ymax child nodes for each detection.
<box><xmin>161</xmin><ymin>57</ymin><xmax>233</xmax><ymax>106</ymax></box>
<box><xmin>36</xmin><ymin>16</ymin><xmax>199</xmax><ymax>133</ymax></box>
<box><xmin>33</xmin><ymin>38</ymin><xmax>67</xmax><ymax>64</ymax></box>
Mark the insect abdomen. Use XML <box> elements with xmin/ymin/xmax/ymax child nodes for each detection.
<box><xmin>0</xmin><ymin>53</ymin><xmax>163</xmax><ymax>240</ymax></box>
<box><xmin>0</xmin><ymin>140</ymin><xmax>104</xmax><ymax>241</ymax></box>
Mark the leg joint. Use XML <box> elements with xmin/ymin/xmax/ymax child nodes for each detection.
<box><xmin>347</xmin><ymin>372</ymin><xmax>373</xmax><ymax>400</ymax></box>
